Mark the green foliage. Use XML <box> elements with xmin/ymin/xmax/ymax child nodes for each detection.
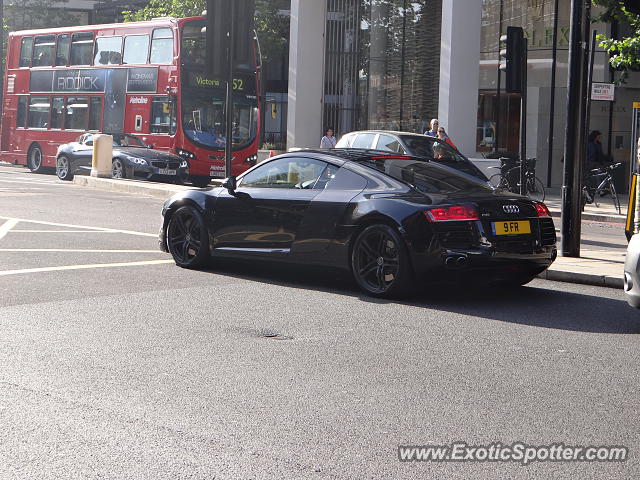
<box><xmin>593</xmin><ymin>0</ymin><xmax>640</xmax><ymax>82</ymax></box>
<box><xmin>122</xmin><ymin>0</ymin><xmax>289</xmax><ymax>62</ymax></box>
<box><xmin>5</xmin><ymin>0</ymin><xmax>77</xmax><ymax>31</ymax></box>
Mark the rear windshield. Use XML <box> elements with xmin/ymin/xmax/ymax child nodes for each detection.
<box><xmin>359</xmin><ymin>159</ymin><xmax>493</xmax><ymax>194</ymax></box>
<box><xmin>399</xmin><ymin>135</ymin><xmax>486</xmax><ymax>180</ymax></box>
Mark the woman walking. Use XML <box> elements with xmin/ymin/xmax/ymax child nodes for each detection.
<box><xmin>320</xmin><ymin>127</ymin><xmax>337</xmax><ymax>149</ymax></box>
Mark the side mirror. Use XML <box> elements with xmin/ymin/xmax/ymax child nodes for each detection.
<box><xmin>222</xmin><ymin>176</ymin><xmax>237</xmax><ymax>192</ymax></box>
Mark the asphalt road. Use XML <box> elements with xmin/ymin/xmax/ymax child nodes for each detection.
<box><xmin>1</xmin><ymin>165</ymin><xmax>639</xmax><ymax>479</ymax></box>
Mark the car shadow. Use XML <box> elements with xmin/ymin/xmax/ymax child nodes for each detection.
<box><xmin>203</xmin><ymin>260</ymin><xmax>640</xmax><ymax>335</ymax></box>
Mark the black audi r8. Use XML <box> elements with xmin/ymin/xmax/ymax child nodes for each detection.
<box><xmin>55</xmin><ymin>133</ymin><xmax>188</xmax><ymax>182</ymax></box>
<box><xmin>159</xmin><ymin>150</ymin><xmax>557</xmax><ymax>296</ymax></box>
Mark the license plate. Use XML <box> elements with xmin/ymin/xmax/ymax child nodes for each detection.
<box><xmin>157</xmin><ymin>168</ymin><xmax>176</xmax><ymax>175</ymax></box>
<box><xmin>492</xmin><ymin>220</ymin><xmax>531</xmax><ymax>235</ymax></box>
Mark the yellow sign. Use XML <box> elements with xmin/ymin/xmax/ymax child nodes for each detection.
<box><xmin>633</xmin><ymin>102</ymin><xmax>640</xmax><ymax>109</ymax></box>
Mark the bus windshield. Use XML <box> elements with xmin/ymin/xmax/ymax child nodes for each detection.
<box><xmin>180</xmin><ymin>19</ymin><xmax>258</xmax><ymax>151</ymax></box>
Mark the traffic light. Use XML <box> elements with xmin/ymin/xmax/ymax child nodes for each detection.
<box><xmin>499</xmin><ymin>26</ymin><xmax>525</xmax><ymax>94</ymax></box>
<box><xmin>205</xmin><ymin>0</ymin><xmax>256</xmax><ymax>78</ymax></box>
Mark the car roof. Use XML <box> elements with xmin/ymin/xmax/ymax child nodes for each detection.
<box><xmin>342</xmin><ymin>130</ymin><xmax>428</xmax><ymax>137</ymax></box>
<box><xmin>290</xmin><ymin>148</ymin><xmax>422</xmax><ymax>163</ymax></box>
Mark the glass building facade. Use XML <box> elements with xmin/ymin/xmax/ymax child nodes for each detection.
<box><xmin>310</xmin><ymin>0</ymin><xmax>640</xmax><ymax>187</ymax></box>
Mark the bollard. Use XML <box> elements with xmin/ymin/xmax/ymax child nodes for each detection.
<box><xmin>91</xmin><ymin>134</ymin><xmax>113</xmax><ymax>178</ymax></box>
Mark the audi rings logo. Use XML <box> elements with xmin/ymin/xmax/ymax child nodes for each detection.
<box><xmin>503</xmin><ymin>205</ymin><xmax>520</xmax><ymax>214</ymax></box>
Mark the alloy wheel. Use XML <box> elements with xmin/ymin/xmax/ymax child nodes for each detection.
<box><xmin>352</xmin><ymin>225</ymin><xmax>404</xmax><ymax>295</ymax></box>
<box><xmin>167</xmin><ymin>206</ymin><xmax>207</xmax><ymax>267</ymax></box>
<box><xmin>112</xmin><ymin>159</ymin><xmax>125</xmax><ymax>178</ymax></box>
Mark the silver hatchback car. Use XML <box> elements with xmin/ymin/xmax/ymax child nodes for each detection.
<box><xmin>624</xmin><ymin>233</ymin><xmax>640</xmax><ymax>308</ymax></box>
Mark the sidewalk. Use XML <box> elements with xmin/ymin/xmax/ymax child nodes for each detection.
<box><xmin>70</xmin><ymin>174</ymin><xmax>627</xmax><ymax>289</ymax></box>
<box><xmin>544</xmin><ymin>192</ymin><xmax>627</xmax><ymax>224</ymax></box>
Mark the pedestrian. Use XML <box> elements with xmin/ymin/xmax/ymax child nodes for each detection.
<box><xmin>424</xmin><ymin>118</ymin><xmax>439</xmax><ymax>137</ymax></box>
<box><xmin>586</xmin><ymin>130</ymin><xmax>606</xmax><ymax>168</ymax></box>
<box><xmin>437</xmin><ymin>126</ymin><xmax>457</xmax><ymax>150</ymax></box>
<box><xmin>320</xmin><ymin>127</ymin><xmax>337</xmax><ymax>149</ymax></box>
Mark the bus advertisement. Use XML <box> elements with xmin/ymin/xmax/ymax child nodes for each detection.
<box><xmin>0</xmin><ymin>16</ymin><xmax>260</xmax><ymax>187</ymax></box>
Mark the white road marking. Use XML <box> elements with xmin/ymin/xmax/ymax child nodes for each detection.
<box><xmin>0</xmin><ymin>219</ymin><xmax>19</xmax><ymax>240</ymax></box>
<box><xmin>0</xmin><ymin>216</ymin><xmax>157</xmax><ymax>237</ymax></box>
<box><xmin>0</xmin><ymin>249</ymin><xmax>161</xmax><ymax>253</ymax></box>
<box><xmin>0</xmin><ymin>179</ymin><xmax>66</xmax><ymax>186</ymax></box>
<box><xmin>0</xmin><ymin>259</ymin><xmax>174</xmax><ymax>276</ymax></box>
<box><xmin>9</xmin><ymin>230</ymin><xmax>127</xmax><ymax>233</ymax></box>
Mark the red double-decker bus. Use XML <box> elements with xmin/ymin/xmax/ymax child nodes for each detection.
<box><xmin>0</xmin><ymin>16</ymin><xmax>260</xmax><ymax>186</ymax></box>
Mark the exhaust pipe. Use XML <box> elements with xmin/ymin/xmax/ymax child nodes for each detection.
<box><xmin>443</xmin><ymin>254</ymin><xmax>469</xmax><ymax>269</ymax></box>
<box><xmin>457</xmin><ymin>256</ymin><xmax>468</xmax><ymax>267</ymax></box>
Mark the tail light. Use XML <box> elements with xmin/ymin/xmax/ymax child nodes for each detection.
<box><xmin>534</xmin><ymin>202</ymin><xmax>551</xmax><ymax>217</ymax></box>
<box><xmin>425</xmin><ymin>205</ymin><xmax>479</xmax><ymax>222</ymax></box>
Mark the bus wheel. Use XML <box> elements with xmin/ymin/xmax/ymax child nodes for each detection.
<box><xmin>56</xmin><ymin>156</ymin><xmax>74</xmax><ymax>181</ymax></box>
<box><xmin>27</xmin><ymin>144</ymin><xmax>45</xmax><ymax>173</ymax></box>
<box><xmin>112</xmin><ymin>158</ymin><xmax>127</xmax><ymax>179</ymax></box>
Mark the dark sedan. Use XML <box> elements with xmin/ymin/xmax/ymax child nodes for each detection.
<box><xmin>55</xmin><ymin>133</ymin><xmax>188</xmax><ymax>182</ymax></box>
<box><xmin>159</xmin><ymin>150</ymin><xmax>557</xmax><ymax>296</ymax></box>
<box><xmin>336</xmin><ymin>130</ymin><xmax>488</xmax><ymax>181</ymax></box>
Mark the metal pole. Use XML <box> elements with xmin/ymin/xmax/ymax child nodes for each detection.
<box><xmin>546</xmin><ymin>0</ymin><xmax>560</xmax><ymax>187</ymax></box>
<box><xmin>585</xmin><ymin>29</ymin><xmax>597</xmax><ymax>155</ymax></box>
<box><xmin>225</xmin><ymin>2</ymin><xmax>236</xmax><ymax>179</ymax></box>
<box><xmin>494</xmin><ymin>0</ymin><xmax>504</xmax><ymax>154</ymax></box>
<box><xmin>0</xmin><ymin>0</ymin><xmax>4</xmax><ymax>111</ymax></box>
<box><xmin>561</xmin><ymin>0</ymin><xmax>589</xmax><ymax>257</ymax></box>
<box><xmin>519</xmin><ymin>39</ymin><xmax>528</xmax><ymax>195</ymax></box>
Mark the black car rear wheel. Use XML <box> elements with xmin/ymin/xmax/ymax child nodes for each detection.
<box><xmin>167</xmin><ymin>206</ymin><xmax>209</xmax><ymax>268</ymax></box>
<box><xmin>351</xmin><ymin>224</ymin><xmax>411</xmax><ymax>297</ymax></box>
<box><xmin>56</xmin><ymin>155</ymin><xmax>74</xmax><ymax>181</ymax></box>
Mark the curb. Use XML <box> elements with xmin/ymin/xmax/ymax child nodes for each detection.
<box><xmin>72</xmin><ymin>176</ymin><xmax>196</xmax><ymax>200</ymax></box>
<box><xmin>537</xmin><ymin>269</ymin><xmax>623</xmax><ymax>289</ymax></box>
<box><xmin>549</xmin><ymin>209</ymin><xmax>625</xmax><ymax>225</ymax></box>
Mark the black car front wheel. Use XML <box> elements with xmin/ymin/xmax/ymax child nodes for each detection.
<box><xmin>112</xmin><ymin>158</ymin><xmax>127</xmax><ymax>179</ymax></box>
<box><xmin>351</xmin><ymin>224</ymin><xmax>411</xmax><ymax>297</ymax></box>
<box><xmin>56</xmin><ymin>155</ymin><xmax>74</xmax><ymax>181</ymax></box>
<box><xmin>166</xmin><ymin>206</ymin><xmax>209</xmax><ymax>268</ymax></box>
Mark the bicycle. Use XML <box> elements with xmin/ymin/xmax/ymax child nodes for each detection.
<box><xmin>488</xmin><ymin>159</ymin><xmax>546</xmax><ymax>202</ymax></box>
<box><xmin>582</xmin><ymin>162</ymin><xmax>622</xmax><ymax>214</ymax></box>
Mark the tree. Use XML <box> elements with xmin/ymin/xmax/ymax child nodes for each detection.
<box><xmin>5</xmin><ymin>0</ymin><xmax>75</xmax><ymax>31</ymax></box>
<box><xmin>122</xmin><ymin>0</ymin><xmax>289</xmax><ymax>63</ymax></box>
<box><xmin>593</xmin><ymin>0</ymin><xmax>640</xmax><ymax>82</ymax></box>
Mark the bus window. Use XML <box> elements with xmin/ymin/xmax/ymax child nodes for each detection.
<box><xmin>19</xmin><ymin>37</ymin><xmax>33</xmax><ymax>67</ymax></box>
<box><xmin>70</xmin><ymin>32</ymin><xmax>94</xmax><ymax>66</ymax></box>
<box><xmin>181</xmin><ymin>22</ymin><xmax>205</xmax><ymax>66</ymax></box>
<box><xmin>32</xmin><ymin>35</ymin><xmax>55</xmax><ymax>67</ymax></box>
<box><xmin>123</xmin><ymin>35</ymin><xmax>149</xmax><ymax>65</ymax></box>
<box><xmin>95</xmin><ymin>36</ymin><xmax>122</xmax><ymax>65</ymax></box>
<box><xmin>150</xmin><ymin>28</ymin><xmax>173</xmax><ymax>64</ymax></box>
<box><xmin>28</xmin><ymin>97</ymin><xmax>51</xmax><ymax>128</ymax></box>
<box><xmin>17</xmin><ymin>97</ymin><xmax>27</xmax><ymax>127</ymax></box>
<box><xmin>56</xmin><ymin>34</ymin><xmax>70</xmax><ymax>66</ymax></box>
<box><xmin>150</xmin><ymin>96</ymin><xmax>174</xmax><ymax>134</ymax></box>
<box><xmin>65</xmin><ymin>97</ymin><xmax>89</xmax><ymax>129</ymax></box>
<box><xmin>51</xmin><ymin>97</ymin><xmax>64</xmax><ymax>129</ymax></box>
<box><xmin>89</xmin><ymin>97</ymin><xmax>102</xmax><ymax>130</ymax></box>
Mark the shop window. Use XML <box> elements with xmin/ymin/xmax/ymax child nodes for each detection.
<box><xmin>70</xmin><ymin>33</ymin><xmax>94</xmax><ymax>66</ymax></box>
<box><xmin>123</xmin><ymin>35</ymin><xmax>149</xmax><ymax>64</ymax></box>
<box><xmin>17</xmin><ymin>97</ymin><xmax>28</xmax><ymax>127</ymax></box>
<box><xmin>150</xmin><ymin>96</ymin><xmax>174</xmax><ymax>133</ymax></box>
<box><xmin>32</xmin><ymin>35</ymin><xmax>55</xmax><ymax>67</ymax></box>
<box><xmin>19</xmin><ymin>37</ymin><xmax>33</xmax><ymax>67</ymax></box>
<box><xmin>95</xmin><ymin>36</ymin><xmax>122</xmax><ymax>65</ymax></box>
<box><xmin>65</xmin><ymin>96</ymin><xmax>89</xmax><ymax>129</ymax></box>
<box><xmin>150</xmin><ymin>28</ymin><xmax>173</xmax><ymax>64</ymax></box>
<box><xmin>89</xmin><ymin>97</ymin><xmax>102</xmax><ymax>130</ymax></box>
<box><xmin>51</xmin><ymin>97</ymin><xmax>64</xmax><ymax>129</ymax></box>
<box><xmin>28</xmin><ymin>97</ymin><xmax>51</xmax><ymax>128</ymax></box>
<box><xmin>56</xmin><ymin>34</ymin><xmax>70</xmax><ymax>66</ymax></box>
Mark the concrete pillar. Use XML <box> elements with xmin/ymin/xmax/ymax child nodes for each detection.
<box><xmin>287</xmin><ymin>0</ymin><xmax>327</xmax><ymax>150</ymax></box>
<box><xmin>438</xmin><ymin>0</ymin><xmax>482</xmax><ymax>157</ymax></box>
<box><xmin>91</xmin><ymin>134</ymin><xmax>113</xmax><ymax>178</ymax></box>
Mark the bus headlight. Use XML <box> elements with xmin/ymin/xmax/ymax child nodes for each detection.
<box><xmin>244</xmin><ymin>154</ymin><xmax>258</xmax><ymax>166</ymax></box>
<box><xmin>177</xmin><ymin>148</ymin><xmax>196</xmax><ymax>159</ymax></box>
